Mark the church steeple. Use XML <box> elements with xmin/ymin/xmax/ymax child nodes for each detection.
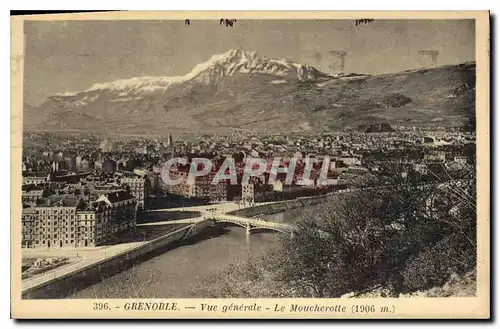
<box><xmin>168</xmin><ymin>134</ymin><xmax>175</xmax><ymax>158</ymax></box>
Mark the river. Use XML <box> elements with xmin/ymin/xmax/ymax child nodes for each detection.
<box><xmin>70</xmin><ymin>225</ymin><xmax>280</xmax><ymax>298</ymax></box>
<box><xmin>70</xmin><ymin>204</ymin><xmax>322</xmax><ymax>298</ymax></box>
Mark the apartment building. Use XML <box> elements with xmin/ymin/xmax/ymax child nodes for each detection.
<box><xmin>120</xmin><ymin>174</ymin><xmax>151</xmax><ymax>210</ymax></box>
<box><xmin>21</xmin><ymin>190</ymin><xmax>137</xmax><ymax>249</ymax></box>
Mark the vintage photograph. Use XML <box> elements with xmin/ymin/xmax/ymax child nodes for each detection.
<box><xmin>11</xmin><ymin>12</ymin><xmax>490</xmax><ymax>318</ymax></box>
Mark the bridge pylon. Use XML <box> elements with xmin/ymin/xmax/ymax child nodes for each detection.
<box><xmin>245</xmin><ymin>222</ymin><xmax>251</xmax><ymax>236</ymax></box>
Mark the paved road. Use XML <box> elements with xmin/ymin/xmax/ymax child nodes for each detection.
<box><xmin>22</xmin><ymin>240</ymin><xmax>145</xmax><ymax>291</ymax></box>
<box><xmin>137</xmin><ymin>216</ymin><xmax>206</xmax><ymax>226</ymax></box>
<box><xmin>146</xmin><ymin>200</ymin><xmax>284</xmax><ymax>215</ymax></box>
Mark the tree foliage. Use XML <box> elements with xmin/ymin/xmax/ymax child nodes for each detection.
<box><xmin>191</xmin><ymin>160</ymin><xmax>476</xmax><ymax>298</ymax></box>
<box><xmin>271</xmin><ymin>161</ymin><xmax>477</xmax><ymax>297</ymax></box>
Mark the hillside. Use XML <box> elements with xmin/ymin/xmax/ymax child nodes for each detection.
<box><xmin>342</xmin><ymin>271</ymin><xmax>476</xmax><ymax>298</ymax></box>
<box><xmin>24</xmin><ymin>49</ymin><xmax>476</xmax><ymax>134</ymax></box>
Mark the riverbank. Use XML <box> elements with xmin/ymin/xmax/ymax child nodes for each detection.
<box><xmin>70</xmin><ymin>224</ymin><xmax>280</xmax><ymax>298</ymax></box>
<box><xmin>139</xmin><ymin>210</ymin><xmax>202</xmax><ymax>224</ymax></box>
<box><xmin>228</xmin><ymin>194</ymin><xmax>333</xmax><ymax>218</ymax></box>
<box><xmin>22</xmin><ymin>219</ymin><xmax>212</xmax><ymax>299</ymax></box>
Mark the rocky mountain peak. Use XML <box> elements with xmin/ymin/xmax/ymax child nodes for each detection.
<box><xmin>59</xmin><ymin>49</ymin><xmax>327</xmax><ymax>97</ymax></box>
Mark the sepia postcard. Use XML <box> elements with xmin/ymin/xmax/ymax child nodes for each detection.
<box><xmin>11</xmin><ymin>11</ymin><xmax>490</xmax><ymax>319</ymax></box>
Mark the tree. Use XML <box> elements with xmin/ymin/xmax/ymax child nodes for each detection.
<box><xmin>269</xmin><ymin>159</ymin><xmax>476</xmax><ymax>297</ymax></box>
<box><xmin>270</xmin><ymin>191</ymin><xmax>397</xmax><ymax>297</ymax></box>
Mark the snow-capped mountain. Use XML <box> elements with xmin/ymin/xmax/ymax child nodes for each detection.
<box><xmin>64</xmin><ymin>49</ymin><xmax>328</xmax><ymax>96</ymax></box>
<box><xmin>25</xmin><ymin>52</ymin><xmax>476</xmax><ymax>134</ymax></box>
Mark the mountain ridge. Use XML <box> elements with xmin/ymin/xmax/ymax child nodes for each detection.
<box><xmin>56</xmin><ymin>49</ymin><xmax>330</xmax><ymax>97</ymax></box>
<box><xmin>24</xmin><ymin>49</ymin><xmax>476</xmax><ymax>134</ymax></box>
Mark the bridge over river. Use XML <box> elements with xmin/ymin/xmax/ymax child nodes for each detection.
<box><xmin>208</xmin><ymin>214</ymin><xmax>294</xmax><ymax>236</ymax></box>
<box><xmin>138</xmin><ymin>213</ymin><xmax>294</xmax><ymax>237</ymax></box>
<box><xmin>144</xmin><ymin>200</ymin><xmax>296</xmax><ymax>236</ymax></box>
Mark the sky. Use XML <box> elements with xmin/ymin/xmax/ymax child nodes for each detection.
<box><xmin>24</xmin><ymin>19</ymin><xmax>475</xmax><ymax>106</ymax></box>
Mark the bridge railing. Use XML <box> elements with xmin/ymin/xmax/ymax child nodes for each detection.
<box><xmin>208</xmin><ymin>214</ymin><xmax>294</xmax><ymax>232</ymax></box>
